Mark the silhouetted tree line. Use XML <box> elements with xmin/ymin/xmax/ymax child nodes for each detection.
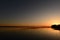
<box><xmin>51</xmin><ymin>24</ymin><xmax>60</xmax><ymax>30</ymax></box>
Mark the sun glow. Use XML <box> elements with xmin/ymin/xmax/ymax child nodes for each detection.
<box><xmin>50</xmin><ymin>19</ymin><xmax>60</xmax><ymax>25</ymax></box>
<box><xmin>52</xmin><ymin>23</ymin><xmax>60</xmax><ymax>25</ymax></box>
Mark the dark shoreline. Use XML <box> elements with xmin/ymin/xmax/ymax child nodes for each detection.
<box><xmin>0</xmin><ymin>26</ymin><xmax>50</xmax><ymax>29</ymax></box>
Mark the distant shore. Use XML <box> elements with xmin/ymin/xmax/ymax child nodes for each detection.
<box><xmin>0</xmin><ymin>26</ymin><xmax>50</xmax><ymax>29</ymax></box>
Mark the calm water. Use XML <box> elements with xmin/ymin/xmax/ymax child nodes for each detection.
<box><xmin>0</xmin><ymin>28</ymin><xmax>60</xmax><ymax>40</ymax></box>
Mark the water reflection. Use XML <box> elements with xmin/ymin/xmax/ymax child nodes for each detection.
<box><xmin>0</xmin><ymin>28</ymin><xmax>60</xmax><ymax>40</ymax></box>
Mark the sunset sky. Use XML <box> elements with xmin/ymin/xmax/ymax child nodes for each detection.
<box><xmin>1</xmin><ymin>0</ymin><xmax>60</xmax><ymax>26</ymax></box>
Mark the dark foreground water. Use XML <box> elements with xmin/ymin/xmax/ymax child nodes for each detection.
<box><xmin>0</xmin><ymin>28</ymin><xmax>60</xmax><ymax>40</ymax></box>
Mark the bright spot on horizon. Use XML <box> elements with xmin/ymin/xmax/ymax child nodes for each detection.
<box><xmin>50</xmin><ymin>19</ymin><xmax>60</xmax><ymax>25</ymax></box>
<box><xmin>52</xmin><ymin>23</ymin><xmax>60</xmax><ymax>25</ymax></box>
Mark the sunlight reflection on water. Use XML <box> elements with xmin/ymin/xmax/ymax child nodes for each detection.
<box><xmin>0</xmin><ymin>28</ymin><xmax>60</xmax><ymax>40</ymax></box>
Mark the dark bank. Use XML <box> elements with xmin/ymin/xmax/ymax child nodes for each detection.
<box><xmin>51</xmin><ymin>24</ymin><xmax>60</xmax><ymax>30</ymax></box>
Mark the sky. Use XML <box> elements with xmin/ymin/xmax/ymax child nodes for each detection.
<box><xmin>1</xmin><ymin>0</ymin><xmax>60</xmax><ymax>26</ymax></box>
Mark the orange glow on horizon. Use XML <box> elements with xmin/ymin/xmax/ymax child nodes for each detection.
<box><xmin>51</xmin><ymin>20</ymin><xmax>60</xmax><ymax>25</ymax></box>
<box><xmin>1</xmin><ymin>19</ymin><xmax>60</xmax><ymax>26</ymax></box>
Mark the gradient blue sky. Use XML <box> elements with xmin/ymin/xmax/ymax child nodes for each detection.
<box><xmin>1</xmin><ymin>0</ymin><xmax>60</xmax><ymax>26</ymax></box>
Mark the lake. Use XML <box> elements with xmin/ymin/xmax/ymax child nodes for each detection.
<box><xmin>0</xmin><ymin>28</ymin><xmax>60</xmax><ymax>40</ymax></box>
